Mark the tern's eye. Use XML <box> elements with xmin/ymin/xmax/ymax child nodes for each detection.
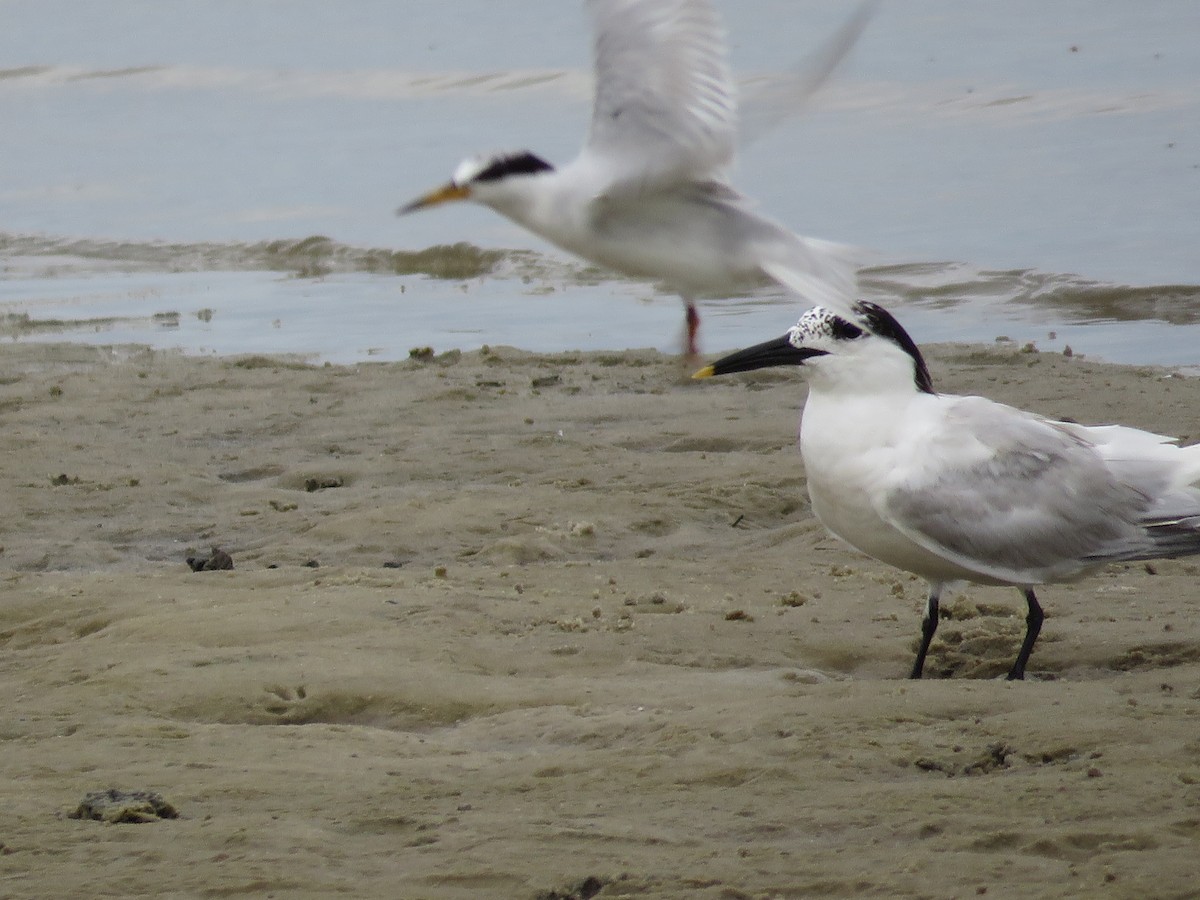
<box><xmin>829</xmin><ymin>317</ymin><xmax>864</xmax><ymax>341</ymax></box>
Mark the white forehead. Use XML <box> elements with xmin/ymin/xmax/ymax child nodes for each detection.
<box><xmin>452</xmin><ymin>155</ymin><xmax>490</xmax><ymax>185</ymax></box>
<box><xmin>787</xmin><ymin>306</ymin><xmax>842</xmax><ymax>347</ymax></box>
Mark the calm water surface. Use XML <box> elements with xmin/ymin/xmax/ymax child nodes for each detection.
<box><xmin>2</xmin><ymin>1</ymin><xmax>1199</xmax><ymax>364</ymax></box>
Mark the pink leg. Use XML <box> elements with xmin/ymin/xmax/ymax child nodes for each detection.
<box><xmin>685</xmin><ymin>302</ymin><xmax>701</xmax><ymax>357</ymax></box>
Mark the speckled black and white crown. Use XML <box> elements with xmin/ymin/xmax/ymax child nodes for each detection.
<box><xmin>789</xmin><ymin>301</ymin><xmax>934</xmax><ymax>394</ymax></box>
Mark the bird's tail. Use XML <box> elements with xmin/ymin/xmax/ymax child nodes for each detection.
<box><xmin>1140</xmin><ymin>512</ymin><xmax>1200</xmax><ymax>559</ymax></box>
<box><xmin>738</xmin><ymin>0</ymin><xmax>880</xmax><ymax>148</ymax></box>
<box><xmin>1071</xmin><ymin>423</ymin><xmax>1200</xmax><ymax>490</ymax></box>
<box><xmin>1143</xmin><ymin>440</ymin><xmax>1200</xmax><ymax>558</ymax></box>
<box><xmin>1072</xmin><ymin>426</ymin><xmax>1200</xmax><ymax>563</ymax></box>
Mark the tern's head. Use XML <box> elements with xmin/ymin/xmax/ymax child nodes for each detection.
<box><xmin>397</xmin><ymin>151</ymin><xmax>555</xmax><ymax>216</ymax></box>
<box><xmin>694</xmin><ymin>302</ymin><xmax>935</xmax><ymax>395</ymax></box>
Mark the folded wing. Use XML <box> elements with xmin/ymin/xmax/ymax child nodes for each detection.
<box><xmin>878</xmin><ymin>398</ymin><xmax>1180</xmax><ymax>584</ymax></box>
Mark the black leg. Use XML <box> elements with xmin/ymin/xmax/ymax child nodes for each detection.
<box><xmin>1006</xmin><ymin>588</ymin><xmax>1044</xmax><ymax>681</ymax></box>
<box><xmin>910</xmin><ymin>588</ymin><xmax>941</xmax><ymax>679</ymax></box>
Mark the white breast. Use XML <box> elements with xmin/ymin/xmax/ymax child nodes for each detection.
<box><xmin>799</xmin><ymin>390</ymin><xmax>991</xmax><ymax>584</ymax></box>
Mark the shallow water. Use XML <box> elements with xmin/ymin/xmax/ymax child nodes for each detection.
<box><xmin>2</xmin><ymin>0</ymin><xmax>1199</xmax><ymax>363</ymax></box>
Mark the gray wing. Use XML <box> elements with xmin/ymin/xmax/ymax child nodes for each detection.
<box><xmin>738</xmin><ymin>0</ymin><xmax>878</xmax><ymax>148</ymax></box>
<box><xmin>880</xmin><ymin>398</ymin><xmax>1161</xmax><ymax>584</ymax></box>
<box><xmin>582</xmin><ymin>0</ymin><xmax>737</xmax><ymax>192</ymax></box>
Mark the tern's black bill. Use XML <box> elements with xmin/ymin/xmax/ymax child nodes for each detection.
<box><xmin>693</xmin><ymin>335</ymin><xmax>827</xmax><ymax>379</ymax></box>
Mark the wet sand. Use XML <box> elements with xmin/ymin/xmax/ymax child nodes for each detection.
<box><xmin>2</xmin><ymin>338</ymin><xmax>1199</xmax><ymax>898</ymax></box>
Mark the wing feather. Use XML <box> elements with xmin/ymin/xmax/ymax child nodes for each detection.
<box><xmin>583</xmin><ymin>0</ymin><xmax>737</xmax><ymax>193</ymax></box>
<box><xmin>879</xmin><ymin>398</ymin><xmax>1161</xmax><ymax>584</ymax></box>
<box><xmin>738</xmin><ymin>0</ymin><xmax>878</xmax><ymax>148</ymax></box>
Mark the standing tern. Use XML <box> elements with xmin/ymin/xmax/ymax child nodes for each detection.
<box><xmin>399</xmin><ymin>0</ymin><xmax>874</xmax><ymax>355</ymax></box>
<box><xmin>695</xmin><ymin>303</ymin><xmax>1200</xmax><ymax>679</ymax></box>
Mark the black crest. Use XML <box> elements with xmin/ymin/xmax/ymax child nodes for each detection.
<box><xmin>855</xmin><ymin>301</ymin><xmax>935</xmax><ymax>395</ymax></box>
<box><xmin>473</xmin><ymin>151</ymin><xmax>555</xmax><ymax>183</ymax></box>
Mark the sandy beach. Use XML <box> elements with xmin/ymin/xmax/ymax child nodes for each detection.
<box><xmin>2</xmin><ymin>337</ymin><xmax>1199</xmax><ymax>898</ymax></box>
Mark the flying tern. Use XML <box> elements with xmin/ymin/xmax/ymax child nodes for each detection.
<box><xmin>695</xmin><ymin>303</ymin><xmax>1200</xmax><ymax>679</ymax></box>
<box><xmin>399</xmin><ymin>0</ymin><xmax>874</xmax><ymax>355</ymax></box>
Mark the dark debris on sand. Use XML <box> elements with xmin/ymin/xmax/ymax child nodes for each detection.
<box><xmin>186</xmin><ymin>547</ymin><xmax>234</xmax><ymax>572</ymax></box>
<box><xmin>69</xmin><ymin>789</ymin><xmax>179</xmax><ymax>824</ymax></box>
<box><xmin>535</xmin><ymin>875</ymin><xmax>606</xmax><ymax>900</ymax></box>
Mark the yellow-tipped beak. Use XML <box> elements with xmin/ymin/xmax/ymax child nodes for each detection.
<box><xmin>397</xmin><ymin>182</ymin><xmax>470</xmax><ymax>215</ymax></box>
<box><xmin>691</xmin><ymin>365</ymin><xmax>716</xmax><ymax>379</ymax></box>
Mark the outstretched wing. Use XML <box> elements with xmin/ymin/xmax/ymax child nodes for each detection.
<box><xmin>582</xmin><ymin>0</ymin><xmax>737</xmax><ymax>193</ymax></box>
<box><xmin>738</xmin><ymin>0</ymin><xmax>878</xmax><ymax>148</ymax></box>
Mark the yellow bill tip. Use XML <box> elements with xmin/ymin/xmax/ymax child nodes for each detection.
<box><xmin>396</xmin><ymin>182</ymin><xmax>470</xmax><ymax>216</ymax></box>
<box><xmin>691</xmin><ymin>365</ymin><xmax>716</xmax><ymax>380</ymax></box>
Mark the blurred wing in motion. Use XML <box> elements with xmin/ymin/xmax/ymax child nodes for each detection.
<box><xmin>738</xmin><ymin>0</ymin><xmax>878</xmax><ymax>148</ymax></box>
<box><xmin>582</xmin><ymin>0</ymin><xmax>738</xmax><ymax>193</ymax></box>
